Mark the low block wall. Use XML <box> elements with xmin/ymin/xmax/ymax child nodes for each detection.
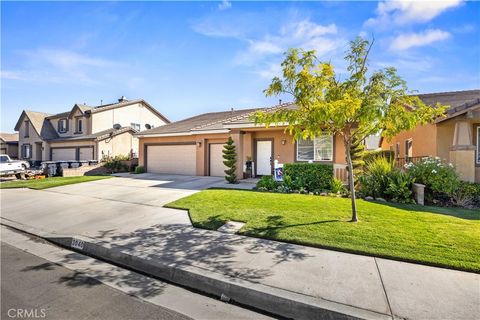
<box><xmin>62</xmin><ymin>164</ymin><xmax>108</xmax><ymax>177</ymax></box>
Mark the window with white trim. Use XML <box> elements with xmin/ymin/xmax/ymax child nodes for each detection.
<box><xmin>130</xmin><ymin>123</ymin><xmax>140</xmax><ymax>131</ymax></box>
<box><xmin>476</xmin><ymin>127</ymin><xmax>479</xmax><ymax>164</ymax></box>
<box><xmin>296</xmin><ymin>135</ymin><xmax>333</xmax><ymax>161</ymax></box>
<box><xmin>58</xmin><ymin>119</ymin><xmax>68</xmax><ymax>133</ymax></box>
<box><xmin>22</xmin><ymin>144</ymin><xmax>31</xmax><ymax>159</ymax></box>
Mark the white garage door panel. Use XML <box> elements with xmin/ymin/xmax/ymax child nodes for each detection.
<box><xmin>147</xmin><ymin>145</ymin><xmax>196</xmax><ymax>175</ymax></box>
<box><xmin>79</xmin><ymin>147</ymin><xmax>94</xmax><ymax>161</ymax></box>
<box><xmin>52</xmin><ymin>148</ymin><xmax>76</xmax><ymax>161</ymax></box>
<box><xmin>209</xmin><ymin>144</ymin><xmax>227</xmax><ymax>177</ymax></box>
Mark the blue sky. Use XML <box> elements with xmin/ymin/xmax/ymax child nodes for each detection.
<box><xmin>1</xmin><ymin>1</ymin><xmax>479</xmax><ymax>131</ymax></box>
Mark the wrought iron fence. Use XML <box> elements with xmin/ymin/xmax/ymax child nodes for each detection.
<box><xmin>395</xmin><ymin>156</ymin><xmax>428</xmax><ymax>168</ymax></box>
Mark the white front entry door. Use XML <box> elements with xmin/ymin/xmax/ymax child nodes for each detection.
<box><xmin>256</xmin><ymin>140</ymin><xmax>272</xmax><ymax>176</ymax></box>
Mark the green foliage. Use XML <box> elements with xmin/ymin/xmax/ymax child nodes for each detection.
<box><xmin>349</xmin><ymin>135</ymin><xmax>366</xmax><ymax>178</ymax></box>
<box><xmin>134</xmin><ymin>166</ymin><xmax>145</xmax><ymax>174</ymax></box>
<box><xmin>358</xmin><ymin>157</ymin><xmax>394</xmax><ymax>199</ymax></box>
<box><xmin>406</xmin><ymin>157</ymin><xmax>459</xmax><ymax>200</ymax></box>
<box><xmin>222</xmin><ymin>137</ymin><xmax>237</xmax><ymax>184</ymax></box>
<box><xmin>331</xmin><ymin>178</ymin><xmax>347</xmax><ymax>194</ymax></box>
<box><xmin>450</xmin><ymin>181</ymin><xmax>480</xmax><ymax>208</ymax></box>
<box><xmin>283</xmin><ymin>163</ymin><xmax>333</xmax><ymax>192</ymax></box>
<box><xmin>363</xmin><ymin>150</ymin><xmax>395</xmax><ymax>164</ymax></box>
<box><xmin>256</xmin><ymin>175</ymin><xmax>279</xmax><ymax>191</ymax></box>
<box><xmin>385</xmin><ymin>171</ymin><xmax>415</xmax><ymax>204</ymax></box>
<box><xmin>251</xmin><ymin>37</ymin><xmax>446</xmax><ymax>221</ymax></box>
<box><xmin>103</xmin><ymin>155</ymin><xmax>130</xmax><ymax>173</ymax></box>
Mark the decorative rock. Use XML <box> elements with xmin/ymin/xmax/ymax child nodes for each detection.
<box><xmin>217</xmin><ymin>221</ymin><xmax>245</xmax><ymax>234</ymax></box>
<box><xmin>376</xmin><ymin>198</ymin><xmax>387</xmax><ymax>202</ymax></box>
<box><xmin>365</xmin><ymin>196</ymin><xmax>374</xmax><ymax>200</ymax></box>
<box><xmin>320</xmin><ymin>192</ymin><xmax>328</xmax><ymax>196</ymax></box>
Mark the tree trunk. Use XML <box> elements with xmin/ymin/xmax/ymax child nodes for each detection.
<box><xmin>345</xmin><ymin>138</ymin><xmax>358</xmax><ymax>222</ymax></box>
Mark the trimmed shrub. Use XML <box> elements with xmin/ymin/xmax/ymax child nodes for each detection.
<box><xmin>134</xmin><ymin>166</ymin><xmax>145</xmax><ymax>174</ymax></box>
<box><xmin>223</xmin><ymin>137</ymin><xmax>237</xmax><ymax>184</ymax></box>
<box><xmin>363</xmin><ymin>150</ymin><xmax>395</xmax><ymax>164</ymax></box>
<box><xmin>256</xmin><ymin>175</ymin><xmax>279</xmax><ymax>191</ymax></box>
<box><xmin>283</xmin><ymin>163</ymin><xmax>333</xmax><ymax>192</ymax></box>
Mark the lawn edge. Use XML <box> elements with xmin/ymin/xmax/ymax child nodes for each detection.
<box><xmin>164</xmin><ymin>203</ymin><xmax>480</xmax><ymax>274</ymax></box>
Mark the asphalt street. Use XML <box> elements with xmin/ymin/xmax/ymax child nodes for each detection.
<box><xmin>1</xmin><ymin>242</ymin><xmax>191</xmax><ymax>320</ymax></box>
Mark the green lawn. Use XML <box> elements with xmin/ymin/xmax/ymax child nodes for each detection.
<box><xmin>166</xmin><ymin>189</ymin><xmax>480</xmax><ymax>273</ymax></box>
<box><xmin>0</xmin><ymin>175</ymin><xmax>112</xmax><ymax>190</ymax></box>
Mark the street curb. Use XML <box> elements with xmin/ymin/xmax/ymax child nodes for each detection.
<box><xmin>0</xmin><ymin>218</ymin><xmax>391</xmax><ymax>320</ymax></box>
<box><xmin>45</xmin><ymin>235</ymin><xmax>391</xmax><ymax>320</ymax></box>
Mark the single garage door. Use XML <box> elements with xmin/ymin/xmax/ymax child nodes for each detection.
<box><xmin>51</xmin><ymin>148</ymin><xmax>76</xmax><ymax>161</ymax></box>
<box><xmin>147</xmin><ymin>144</ymin><xmax>196</xmax><ymax>175</ymax></box>
<box><xmin>79</xmin><ymin>147</ymin><xmax>94</xmax><ymax>161</ymax></box>
<box><xmin>209</xmin><ymin>144</ymin><xmax>227</xmax><ymax>177</ymax></box>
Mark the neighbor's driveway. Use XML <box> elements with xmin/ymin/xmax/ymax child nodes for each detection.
<box><xmin>0</xmin><ymin>173</ymin><xmax>224</xmax><ymax>238</ymax></box>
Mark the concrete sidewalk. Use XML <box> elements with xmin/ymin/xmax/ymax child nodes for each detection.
<box><xmin>1</xmin><ymin>182</ymin><xmax>479</xmax><ymax>319</ymax></box>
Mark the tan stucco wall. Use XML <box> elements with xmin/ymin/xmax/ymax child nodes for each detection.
<box><xmin>17</xmin><ymin>114</ymin><xmax>43</xmax><ymax>161</ymax></box>
<box><xmin>91</xmin><ymin>102</ymin><xmax>167</xmax><ymax>133</ymax></box>
<box><xmin>139</xmin><ymin>129</ymin><xmax>347</xmax><ymax>176</ymax></box>
<box><xmin>0</xmin><ymin>142</ymin><xmax>18</xmax><ymax>158</ymax></box>
<box><xmin>381</xmin><ymin>123</ymin><xmax>438</xmax><ymax>159</ymax></box>
<box><xmin>97</xmin><ymin>131</ymin><xmax>137</xmax><ymax>160</ymax></box>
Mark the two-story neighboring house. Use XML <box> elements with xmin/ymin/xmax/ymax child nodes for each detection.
<box><xmin>14</xmin><ymin>97</ymin><xmax>169</xmax><ymax>165</ymax></box>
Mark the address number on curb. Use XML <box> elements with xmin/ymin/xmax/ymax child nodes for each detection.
<box><xmin>71</xmin><ymin>238</ymin><xmax>85</xmax><ymax>250</ymax></box>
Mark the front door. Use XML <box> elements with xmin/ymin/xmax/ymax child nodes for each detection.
<box><xmin>256</xmin><ymin>140</ymin><xmax>272</xmax><ymax>176</ymax></box>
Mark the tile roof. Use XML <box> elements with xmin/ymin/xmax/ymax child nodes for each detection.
<box><xmin>47</xmin><ymin>127</ymin><xmax>135</xmax><ymax>142</ymax></box>
<box><xmin>138</xmin><ymin>108</ymin><xmax>261</xmax><ymax>135</ymax></box>
<box><xmin>0</xmin><ymin>132</ymin><xmax>19</xmax><ymax>142</ymax></box>
<box><xmin>417</xmin><ymin>89</ymin><xmax>480</xmax><ymax>122</ymax></box>
<box><xmin>137</xmin><ymin>102</ymin><xmax>296</xmax><ymax>136</ymax></box>
<box><xmin>14</xmin><ymin>110</ymin><xmax>59</xmax><ymax>140</ymax></box>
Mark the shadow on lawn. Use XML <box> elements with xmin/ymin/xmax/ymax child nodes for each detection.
<box><xmin>247</xmin><ymin>215</ymin><xmax>340</xmax><ymax>239</ymax></box>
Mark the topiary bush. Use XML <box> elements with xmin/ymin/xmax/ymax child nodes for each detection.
<box><xmin>283</xmin><ymin>163</ymin><xmax>333</xmax><ymax>192</ymax></box>
<box><xmin>223</xmin><ymin>137</ymin><xmax>237</xmax><ymax>184</ymax></box>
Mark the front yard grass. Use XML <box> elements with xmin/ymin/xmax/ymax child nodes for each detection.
<box><xmin>0</xmin><ymin>175</ymin><xmax>112</xmax><ymax>190</ymax></box>
<box><xmin>166</xmin><ymin>189</ymin><xmax>480</xmax><ymax>273</ymax></box>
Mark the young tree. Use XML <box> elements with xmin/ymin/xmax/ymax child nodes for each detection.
<box><xmin>252</xmin><ymin>37</ymin><xmax>446</xmax><ymax>222</ymax></box>
<box><xmin>223</xmin><ymin>136</ymin><xmax>237</xmax><ymax>184</ymax></box>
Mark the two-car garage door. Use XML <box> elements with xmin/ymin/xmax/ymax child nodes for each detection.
<box><xmin>51</xmin><ymin>147</ymin><xmax>94</xmax><ymax>161</ymax></box>
<box><xmin>146</xmin><ymin>145</ymin><xmax>196</xmax><ymax>175</ymax></box>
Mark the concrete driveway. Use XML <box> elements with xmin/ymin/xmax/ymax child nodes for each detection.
<box><xmin>0</xmin><ymin>174</ymin><xmax>224</xmax><ymax>238</ymax></box>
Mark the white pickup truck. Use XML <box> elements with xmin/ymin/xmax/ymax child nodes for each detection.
<box><xmin>0</xmin><ymin>154</ymin><xmax>30</xmax><ymax>178</ymax></box>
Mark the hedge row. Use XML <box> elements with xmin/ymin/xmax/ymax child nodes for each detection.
<box><xmin>283</xmin><ymin>163</ymin><xmax>333</xmax><ymax>191</ymax></box>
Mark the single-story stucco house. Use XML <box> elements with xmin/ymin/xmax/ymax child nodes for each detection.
<box><xmin>14</xmin><ymin>96</ymin><xmax>169</xmax><ymax>165</ymax></box>
<box><xmin>137</xmin><ymin>102</ymin><xmax>349</xmax><ymax>180</ymax></box>
<box><xmin>380</xmin><ymin>89</ymin><xmax>480</xmax><ymax>182</ymax></box>
<box><xmin>0</xmin><ymin>132</ymin><xmax>19</xmax><ymax>159</ymax></box>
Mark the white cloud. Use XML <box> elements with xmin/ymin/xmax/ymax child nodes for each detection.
<box><xmin>390</xmin><ymin>29</ymin><xmax>450</xmax><ymax>51</ymax></box>
<box><xmin>3</xmin><ymin>48</ymin><xmax>118</xmax><ymax>85</ymax></box>
<box><xmin>218</xmin><ymin>0</ymin><xmax>231</xmax><ymax>11</ymax></box>
<box><xmin>237</xmin><ymin>19</ymin><xmax>342</xmax><ymax>69</ymax></box>
<box><xmin>365</xmin><ymin>0</ymin><xmax>463</xmax><ymax>27</ymax></box>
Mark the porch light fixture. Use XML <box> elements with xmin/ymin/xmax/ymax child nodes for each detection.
<box><xmin>281</xmin><ymin>139</ymin><xmax>286</xmax><ymax>145</ymax></box>
<box><xmin>197</xmin><ymin>141</ymin><xmax>202</xmax><ymax>147</ymax></box>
